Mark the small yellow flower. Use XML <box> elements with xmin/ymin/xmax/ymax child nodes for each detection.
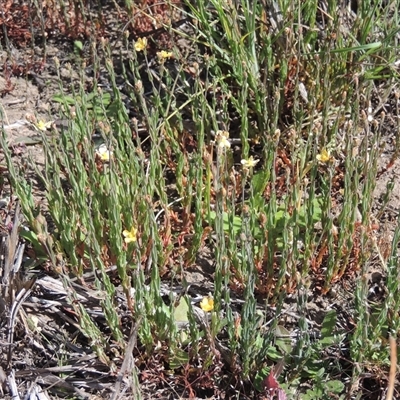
<box><xmin>157</xmin><ymin>50</ymin><xmax>173</xmax><ymax>60</ymax></box>
<box><xmin>96</xmin><ymin>144</ymin><xmax>113</xmax><ymax>162</ymax></box>
<box><xmin>123</xmin><ymin>227</ymin><xmax>137</xmax><ymax>243</ymax></box>
<box><xmin>316</xmin><ymin>148</ymin><xmax>333</xmax><ymax>163</ymax></box>
<box><xmin>200</xmin><ymin>296</ymin><xmax>214</xmax><ymax>312</ymax></box>
<box><xmin>215</xmin><ymin>130</ymin><xmax>231</xmax><ymax>150</ymax></box>
<box><xmin>241</xmin><ymin>156</ymin><xmax>259</xmax><ymax>169</ymax></box>
<box><xmin>134</xmin><ymin>37</ymin><xmax>147</xmax><ymax>52</ymax></box>
<box><xmin>35</xmin><ymin>120</ymin><xmax>53</xmax><ymax>131</ymax></box>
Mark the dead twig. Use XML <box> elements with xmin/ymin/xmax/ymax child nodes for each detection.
<box><xmin>7</xmin><ymin>279</ymin><xmax>36</xmax><ymax>368</ymax></box>
<box><xmin>386</xmin><ymin>336</ymin><xmax>397</xmax><ymax>400</ymax></box>
<box><xmin>111</xmin><ymin>316</ymin><xmax>143</xmax><ymax>400</ymax></box>
<box><xmin>7</xmin><ymin>369</ymin><xmax>20</xmax><ymax>400</ymax></box>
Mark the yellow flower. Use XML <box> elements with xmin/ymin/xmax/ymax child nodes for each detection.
<box><xmin>241</xmin><ymin>156</ymin><xmax>259</xmax><ymax>169</ymax></box>
<box><xmin>157</xmin><ymin>50</ymin><xmax>173</xmax><ymax>60</ymax></box>
<box><xmin>200</xmin><ymin>296</ymin><xmax>214</xmax><ymax>312</ymax></box>
<box><xmin>35</xmin><ymin>120</ymin><xmax>53</xmax><ymax>131</ymax></box>
<box><xmin>123</xmin><ymin>227</ymin><xmax>137</xmax><ymax>243</ymax></box>
<box><xmin>215</xmin><ymin>130</ymin><xmax>231</xmax><ymax>150</ymax></box>
<box><xmin>316</xmin><ymin>148</ymin><xmax>333</xmax><ymax>163</ymax></box>
<box><xmin>134</xmin><ymin>37</ymin><xmax>147</xmax><ymax>52</ymax></box>
<box><xmin>95</xmin><ymin>144</ymin><xmax>113</xmax><ymax>162</ymax></box>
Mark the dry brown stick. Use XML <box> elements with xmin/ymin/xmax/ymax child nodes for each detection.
<box><xmin>2</xmin><ymin>202</ymin><xmax>21</xmax><ymax>300</ymax></box>
<box><xmin>7</xmin><ymin>281</ymin><xmax>35</xmax><ymax>368</ymax></box>
<box><xmin>386</xmin><ymin>336</ymin><xmax>397</xmax><ymax>400</ymax></box>
<box><xmin>3</xmin><ymin>98</ymin><xmax>27</xmax><ymax>106</ymax></box>
<box><xmin>111</xmin><ymin>316</ymin><xmax>142</xmax><ymax>400</ymax></box>
<box><xmin>7</xmin><ymin>370</ymin><xmax>20</xmax><ymax>400</ymax></box>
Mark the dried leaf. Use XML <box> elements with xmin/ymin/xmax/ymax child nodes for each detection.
<box><xmin>262</xmin><ymin>368</ymin><xmax>279</xmax><ymax>392</ymax></box>
<box><xmin>262</xmin><ymin>361</ymin><xmax>287</xmax><ymax>400</ymax></box>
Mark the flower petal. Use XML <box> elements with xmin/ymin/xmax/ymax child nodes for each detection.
<box><xmin>134</xmin><ymin>37</ymin><xmax>147</xmax><ymax>52</ymax></box>
<box><xmin>123</xmin><ymin>227</ymin><xmax>137</xmax><ymax>243</ymax></box>
<box><xmin>200</xmin><ymin>296</ymin><xmax>214</xmax><ymax>312</ymax></box>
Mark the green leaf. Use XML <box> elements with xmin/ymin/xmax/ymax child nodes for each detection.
<box><xmin>174</xmin><ymin>298</ymin><xmax>189</xmax><ymax>324</ymax></box>
<box><xmin>266</xmin><ymin>345</ymin><xmax>282</xmax><ymax>361</ymax></box>
<box><xmin>74</xmin><ymin>40</ymin><xmax>83</xmax><ymax>51</ymax></box>
<box><xmin>208</xmin><ymin>211</ymin><xmax>244</xmax><ymax>236</ymax></box>
<box><xmin>326</xmin><ymin>380</ymin><xmax>345</xmax><ymax>394</ymax></box>
<box><xmin>309</xmin><ymin>41</ymin><xmax>382</xmax><ymax>56</ymax></box>
<box><xmin>303</xmin><ymin>365</ymin><xmax>325</xmax><ymax>379</ymax></box>
<box><xmin>252</xmin><ymin>170</ymin><xmax>269</xmax><ymax>194</ymax></box>
<box><xmin>303</xmin><ymin>387</ymin><xmax>323</xmax><ymax>400</ymax></box>
<box><xmin>106</xmin><ymin>99</ymin><xmax>124</xmax><ymax>119</ymax></box>
<box><xmin>275</xmin><ymin>325</ymin><xmax>292</xmax><ymax>354</ymax></box>
<box><xmin>297</xmin><ymin>197</ymin><xmax>323</xmax><ymax>227</ymax></box>
<box><xmin>52</xmin><ymin>94</ymin><xmax>76</xmax><ymax>105</ymax></box>
<box><xmin>168</xmin><ymin>347</ymin><xmax>189</xmax><ymax>370</ymax></box>
<box><xmin>320</xmin><ymin>310</ymin><xmax>337</xmax><ymax>346</ymax></box>
<box><xmin>19</xmin><ymin>229</ymin><xmax>47</xmax><ymax>257</ymax></box>
<box><xmin>156</xmin><ymin>302</ymin><xmax>170</xmax><ymax>316</ymax></box>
